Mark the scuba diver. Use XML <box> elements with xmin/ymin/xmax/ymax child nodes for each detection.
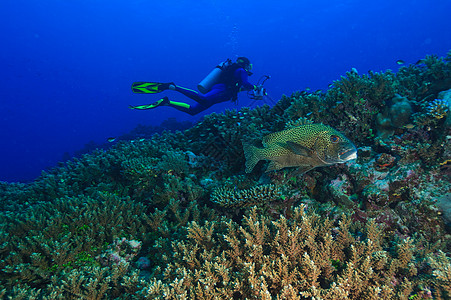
<box><xmin>129</xmin><ymin>57</ymin><xmax>266</xmax><ymax>116</ymax></box>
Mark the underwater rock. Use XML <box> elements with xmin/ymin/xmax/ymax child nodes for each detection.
<box><xmin>136</xmin><ymin>256</ymin><xmax>151</xmax><ymax>270</ymax></box>
<box><xmin>357</xmin><ymin>146</ymin><xmax>374</xmax><ymax>163</ymax></box>
<box><xmin>389</xmin><ymin>94</ymin><xmax>413</xmax><ymax>128</ymax></box>
<box><xmin>350</xmin><ymin>159</ymin><xmax>388</xmax><ymax>193</ymax></box>
<box><xmin>363</xmin><ymin>182</ymin><xmax>390</xmax><ymax>207</ymax></box>
<box><xmin>375</xmin><ymin>112</ymin><xmax>393</xmax><ymax>137</ymax></box>
<box><xmin>376</xmin><ymin>94</ymin><xmax>413</xmax><ymax>138</ymax></box>
<box><xmin>436</xmin><ymin>193</ymin><xmax>451</xmax><ymax>225</ymax></box>
<box><xmin>328</xmin><ymin>174</ymin><xmax>356</xmax><ymax>208</ymax></box>
<box><xmin>199</xmin><ymin>177</ymin><xmax>215</xmax><ymax>188</ymax></box>
<box><xmin>186</xmin><ymin>151</ymin><xmax>198</xmax><ymax>167</ymax></box>
<box><xmin>373</xmin><ymin>153</ymin><xmax>397</xmax><ymax>172</ymax></box>
<box><xmin>438</xmin><ymin>88</ymin><xmax>451</xmax><ymax>106</ymax></box>
<box><xmin>351</xmin><ymin>153</ymin><xmax>424</xmax><ymax>210</ymax></box>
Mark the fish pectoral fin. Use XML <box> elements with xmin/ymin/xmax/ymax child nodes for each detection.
<box><xmin>285</xmin><ymin>165</ymin><xmax>314</xmax><ymax>177</ymax></box>
<box><xmin>265</xmin><ymin>161</ymin><xmax>283</xmax><ymax>172</ymax></box>
<box><xmin>284</xmin><ymin>141</ymin><xmax>313</xmax><ymax>157</ymax></box>
<box><xmin>294</xmin><ymin>165</ymin><xmax>315</xmax><ymax>175</ymax></box>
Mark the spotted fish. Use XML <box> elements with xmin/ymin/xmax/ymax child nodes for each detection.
<box><xmin>243</xmin><ymin>124</ymin><xmax>357</xmax><ymax>173</ymax></box>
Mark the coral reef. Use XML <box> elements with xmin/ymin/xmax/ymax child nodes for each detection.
<box><xmin>1</xmin><ymin>51</ymin><xmax>450</xmax><ymax>299</ymax></box>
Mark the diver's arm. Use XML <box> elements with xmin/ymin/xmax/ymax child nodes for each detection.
<box><xmin>235</xmin><ymin>68</ymin><xmax>255</xmax><ymax>91</ymax></box>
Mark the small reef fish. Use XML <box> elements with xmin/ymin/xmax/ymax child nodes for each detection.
<box><xmin>107</xmin><ymin>137</ymin><xmax>116</xmax><ymax>143</ymax></box>
<box><xmin>243</xmin><ymin>124</ymin><xmax>357</xmax><ymax>174</ymax></box>
<box><xmin>396</xmin><ymin>60</ymin><xmax>405</xmax><ymax>65</ymax></box>
<box><xmin>415</xmin><ymin>59</ymin><xmax>425</xmax><ymax>65</ymax></box>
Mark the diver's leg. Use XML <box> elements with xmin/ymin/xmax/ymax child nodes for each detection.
<box><xmin>171</xmin><ymin>85</ymin><xmax>210</xmax><ymax>106</ymax></box>
<box><xmin>166</xmin><ymin>84</ymin><xmax>230</xmax><ymax>115</ymax></box>
<box><xmin>166</xmin><ymin>100</ymin><xmax>207</xmax><ymax>116</ymax></box>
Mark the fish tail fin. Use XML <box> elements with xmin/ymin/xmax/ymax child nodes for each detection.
<box><xmin>242</xmin><ymin>142</ymin><xmax>263</xmax><ymax>173</ymax></box>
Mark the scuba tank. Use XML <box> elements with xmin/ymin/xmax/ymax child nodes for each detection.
<box><xmin>197</xmin><ymin>59</ymin><xmax>232</xmax><ymax>94</ymax></box>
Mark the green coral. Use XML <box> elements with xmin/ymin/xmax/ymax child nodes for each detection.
<box><xmin>396</xmin><ymin>52</ymin><xmax>451</xmax><ymax>99</ymax></box>
<box><xmin>156</xmin><ymin>150</ymin><xmax>190</xmax><ymax>175</ymax></box>
<box><xmin>211</xmin><ymin>184</ymin><xmax>282</xmax><ymax>208</ymax></box>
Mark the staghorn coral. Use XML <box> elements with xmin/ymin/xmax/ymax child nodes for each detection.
<box><xmin>0</xmin><ymin>193</ymin><xmax>147</xmax><ymax>287</ymax></box>
<box><xmin>0</xmin><ymin>193</ymin><xmax>220</xmax><ymax>298</ymax></box>
<box><xmin>427</xmin><ymin>250</ymin><xmax>451</xmax><ymax>299</ymax></box>
<box><xmin>0</xmin><ymin>192</ymin><xmax>149</xmax><ymax>298</ymax></box>
<box><xmin>151</xmin><ymin>173</ymin><xmax>205</xmax><ymax>205</ymax></box>
<box><xmin>139</xmin><ymin>205</ymin><xmax>449</xmax><ymax>299</ymax></box>
<box><xmin>211</xmin><ymin>184</ymin><xmax>282</xmax><ymax>208</ymax></box>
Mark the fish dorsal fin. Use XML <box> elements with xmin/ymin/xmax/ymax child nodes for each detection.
<box><xmin>284</xmin><ymin>141</ymin><xmax>313</xmax><ymax>157</ymax></box>
<box><xmin>285</xmin><ymin>117</ymin><xmax>314</xmax><ymax>129</ymax></box>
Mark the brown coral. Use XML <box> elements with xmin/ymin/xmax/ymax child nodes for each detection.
<box><xmin>139</xmin><ymin>206</ymin><xmax>448</xmax><ymax>299</ymax></box>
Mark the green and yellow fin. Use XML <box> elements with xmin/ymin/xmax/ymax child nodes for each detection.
<box><xmin>131</xmin><ymin>82</ymin><xmax>169</xmax><ymax>94</ymax></box>
<box><xmin>129</xmin><ymin>97</ymin><xmax>169</xmax><ymax>110</ymax></box>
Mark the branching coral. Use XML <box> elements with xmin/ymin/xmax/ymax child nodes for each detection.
<box><xmin>211</xmin><ymin>184</ymin><xmax>282</xmax><ymax>208</ymax></box>
<box><xmin>138</xmin><ymin>205</ymin><xmax>448</xmax><ymax>299</ymax></box>
<box><xmin>396</xmin><ymin>51</ymin><xmax>451</xmax><ymax>99</ymax></box>
<box><xmin>427</xmin><ymin>99</ymin><xmax>449</xmax><ymax>120</ymax></box>
<box><xmin>427</xmin><ymin>250</ymin><xmax>451</xmax><ymax>298</ymax></box>
<box><xmin>0</xmin><ymin>193</ymin><xmax>147</xmax><ymax>284</ymax></box>
<box><xmin>155</xmin><ymin>150</ymin><xmax>190</xmax><ymax>175</ymax></box>
<box><xmin>121</xmin><ymin>156</ymin><xmax>158</xmax><ymax>178</ymax></box>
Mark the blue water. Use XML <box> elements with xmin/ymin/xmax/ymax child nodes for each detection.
<box><xmin>1</xmin><ymin>0</ymin><xmax>450</xmax><ymax>182</ymax></box>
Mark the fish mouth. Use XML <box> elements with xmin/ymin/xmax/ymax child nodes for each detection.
<box><xmin>339</xmin><ymin>147</ymin><xmax>357</xmax><ymax>161</ymax></box>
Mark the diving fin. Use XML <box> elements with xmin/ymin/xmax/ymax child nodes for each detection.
<box><xmin>129</xmin><ymin>96</ymin><xmax>170</xmax><ymax>110</ymax></box>
<box><xmin>131</xmin><ymin>82</ymin><xmax>174</xmax><ymax>94</ymax></box>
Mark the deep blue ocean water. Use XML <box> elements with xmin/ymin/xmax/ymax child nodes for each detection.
<box><xmin>1</xmin><ymin>0</ymin><xmax>450</xmax><ymax>183</ymax></box>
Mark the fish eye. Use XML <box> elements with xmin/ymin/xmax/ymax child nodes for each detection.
<box><xmin>330</xmin><ymin>135</ymin><xmax>340</xmax><ymax>143</ymax></box>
